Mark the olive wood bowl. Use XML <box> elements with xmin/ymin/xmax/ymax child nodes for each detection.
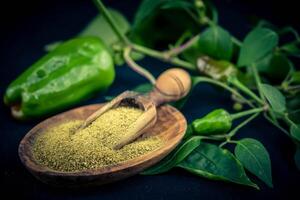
<box><xmin>18</xmin><ymin>103</ymin><xmax>186</xmax><ymax>187</ymax></box>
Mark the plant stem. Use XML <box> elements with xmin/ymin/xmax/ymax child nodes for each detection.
<box><xmin>131</xmin><ymin>44</ymin><xmax>196</xmax><ymax>70</ymax></box>
<box><xmin>93</xmin><ymin>0</ymin><xmax>130</xmax><ymax>45</ymax></box>
<box><xmin>228</xmin><ymin>76</ymin><xmax>264</xmax><ymax>105</ymax></box>
<box><xmin>251</xmin><ymin>64</ymin><xmax>265</xmax><ymax>100</ymax></box>
<box><xmin>228</xmin><ymin>113</ymin><xmax>260</xmax><ymax>137</ymax></box>
<box><xmin>227</xmin><ymin>140</ymin><xmax>239</xmax><ymax>144</ymax></box>
<box><xmin>174</xmin><ymin>32</ymin><xmax>193</xmax><ymax>47</ymax></box>
<box><xmin>184</xmin><ymin>7</ymin><xmax>202</xmax><ymax>26</ymax></box>
<box><xmin>123</xmin><ymin>47</ymin><xmax>156</xmax><ymax>84</ymax></box>
<box><xmin>231</xmin><ymin>36</ymin><xmax>242</xmax><ymax>47</ymax></box>
<box><xmin>219</xmin><ymin>141</ymin><xmax>228</xmax><ymax>148</ymax></box>
<box><xmin>164</xmin><ymin>34</ymin><xmax>200</xmax><ymax>58</ymax></box>
<box><xmin>231</xmin><ymin>107</ymin><xmax>265</xmax><ymax>121</ymax></box>
<box><xmin>264</xmin><ymin>113</ymin><xmax>289</xmax><ymax>136</ymax></box>
<box><xmin>251</xmin><ymin>64</ymin><xmax>280</xmax><ymax>125</ymax></box>
<box><xmin>278</xmin><ymin>26</ymin><xmax>300</xmax><ymax>41</ymax></box>
<box><xmin>284</xmin><ymin>114</ymin><xmax>297</xmax><ymax>127</ymax></box>
<box><xmin>193</xmin><ymin>76</ymin><xmax>255</xmax><ymax>108</ymax></box>
<box><xmin>285</xmin><ymin>85</ymin><xmax>300</xmax><ymax>91</ymax></box>
<box><xmin>199</xmin><ymin>135</ymin><xmax>226</xmax><ymax>141</ymax></box>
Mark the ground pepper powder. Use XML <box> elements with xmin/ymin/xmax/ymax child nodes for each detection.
<box><xmin>33</xmin><ymin>106</ymin><xmax>163</xmax><ymax>172</ymax></box>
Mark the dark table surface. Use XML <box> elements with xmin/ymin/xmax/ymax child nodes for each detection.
<box><xmin>1</xmin><ymin>0</ymin><xmax>299</xmax><ymax>199</ymax></box>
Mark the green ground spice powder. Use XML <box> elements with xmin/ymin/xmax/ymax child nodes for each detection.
<box><xmin>33</xmin><ymin>106</ymin><xmax>163</xmax><ymax>172</ymax></box>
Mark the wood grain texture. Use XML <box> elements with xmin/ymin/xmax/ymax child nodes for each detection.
<box><xmin>148</xmin><ymin>68</ymin><xmax>192</xmax><ymax>106</ymax></box>
<box><xmin>18</xmin><ymin>104</ymin><xmax>187</xmax><ymax>187</ymax></box>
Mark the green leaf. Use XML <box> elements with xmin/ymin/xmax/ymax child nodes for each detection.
<box><xmin>79</xmin><ymin>9</ymin><xmax>130</xmax><ymax>47</ymax></box>
<box><xmin>291</xmin><ymin>71</ymin><xmax>300</xmax><ymax>84</ymax></box>
<box><xmin>104</xmin><ymin>83</ymin><xmax>152</xmax><ymax>101</ymax></box>
<box><xmin>257</xmin><ymin>53</ymin><xmax>293</xmax><ymax>82</ymax></box>
<box><xmin>197</xmin><ymin>26</ymin><xmax>233</xmax><ymax>60</ymax></box>
<box><xmin>131</xmin><ymin>0</ymin><xmax>201</xmax><ymax>47</ymax></box>
<box><xmin>255</xmin><ymin>20</ymin><xmax>277</xmax><ymax>30</ymax></box>
<box><xmin>287</xmin><ymin>93</ymin><xmax>300</xmax><ymax>111</ymax></box>
<box><xmin>261</xmin><ymin>84</ymin><xmax>286</xmax><ymax>113</ymax></box>
<box><xmin>133</xmin><ymin>0</ymin><xmax>196</xmax><ymax>27</ymax></box>
<box><xmin>131</xmin><ymin>83</ymin><xmax>153</xmax><ymax>93</ymax></box>
<box><xmin>178</xmin><ymin>142</ymin><xmax>259</xmax><ymax>189</ymax></box>
<box><xmin>255</xmin><ymin>52</ymin><xmax>273</xmax><ymax>73</ymax></box>
<box><xmin>235</xmin><ymin>138</ymin><xmax>273</xmax><ymax>188</ymax></box>
<box><xmin>183</xmin><ymin>124</ymin><xmax>194</xmax><ymax>139</ymax></box>
<box><xmin>132</xmin><ymin>0</ymin><xmax>162</xmax><ymax>28</ymax></box>
<box><xmin>288</xmin><ymin>110</ymin><xmax>300</xmax><ymax>125</ymax></box>
<box><xmin>170</xmin><ymin>90</ymin><xmax>191</xmax><ymax>110</ymax></box>
<box><xmin>204</xmin><ymin>0</ymin><xmax>218</xmax><ymax>24</ymax></box>
<box><xmin>268</xmin><ymin>54</ymin><xmax>293</xmax><ymax>81</ymax></box>
<box><xmin>45</xmin><ymin>9</ymin><xmax>138</xmax><ymax>65</ymax></box>
<box><xmin>182</xmin><ymin>41</ymin><xmax>203</xmax><ymax>64</ymax></box>
<box><xmin>290</xmin><ymin>124</ymin><xmax>300</xmax><ymax>142</ymax></box>
<box><xmin>104</xmin><ymin>95</ymin><xmax>115</xmax><ymax>101</ymax></box>
<box><xmin>295</xmin><ymin>147</ymin><xmax>300</xmax><ymax>170</ymax></box>
<box><xmin>160</xmin><ymin>0</ymin><xmax>194</xmax><ymax>10</ymax></box>
<box><xmin>238</xmin><ymin>28</ymin><xmax>279</xmax><ymax>67</ymax></box>
<box><xmin>281</xmin><ymin>43</ymin><xmax>300</xmax><ymax>58</ymax></box>
<box><xmin>278</xmin><ymin>26</ymin><xmax>300</xmax><ymax>41</ymax></box>
<box><xmin>142</xmin><ymin>136</ymin><xmax>202</xmax><ymax>175</ymax></box>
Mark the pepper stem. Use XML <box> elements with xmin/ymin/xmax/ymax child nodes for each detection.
<box><xmin>228</xmin><ymin>113</ymin><xmax>260</xmax><ymax>137</ymax></box>
<box><xmin>228</xmin><ymin>76</ymin><xmax>265</xmax><ymax>105</ymax></box>
<box><xmin>231</xmin><ymin>107</ymin><xmax>265</xmax><ymax>121</ymax></box>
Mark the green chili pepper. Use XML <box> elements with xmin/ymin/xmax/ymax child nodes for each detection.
<box><xmin>192</xmin><ymin>109</ymin><xmax>232</xmax><ymax>135</ymax></box>
<box><xmin>197</xmin><ymin>56</ymin><xmax>237</xmax><ymax>81</ymax></box>
<box><xmin>4</xmin><ymin>36</ymin><xmax>115</xmax><ymax>119</ymax></box>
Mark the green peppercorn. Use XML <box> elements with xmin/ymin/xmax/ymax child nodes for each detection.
<box><xmin>191</xmin><ymin>109</ymin><xmax>232</xmax><ymax>135</ymax></box>
<box><xmin>233</xmin><ymin>103</ymin><xmax>243</xmax><ymax>111</ymax></box>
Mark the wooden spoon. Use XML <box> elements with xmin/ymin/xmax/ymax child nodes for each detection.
<box><xmin>18</xmin><ymin>68</ymin><xmax>191</xmax><ymax>187</ymax></box>
<box><xmin>80</xmin><ymin>68</ymin><xmax>191</xmax><ymax>149</ymax></box>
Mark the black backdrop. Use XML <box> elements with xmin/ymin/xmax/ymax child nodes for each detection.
<box><xmin>1</xmin><ymin>0</ymin><xmax>299</xmax><ymax>199</ymax></box>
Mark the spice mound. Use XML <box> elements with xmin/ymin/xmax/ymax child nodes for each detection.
<box><xmin>33</xmin><ymin>106</ymin><xmax>163</xmax><ymax>172</ymax></box>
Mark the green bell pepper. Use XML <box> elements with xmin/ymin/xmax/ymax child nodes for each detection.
<box><xmin>192</xmin><ymin>109</ymin><xmax>232</xmax><ymax>135</ymax></box>
<box><xmin>4</xmin><ymin>36</ymin><xmax>115</xmax><ymax>119</ymax></box>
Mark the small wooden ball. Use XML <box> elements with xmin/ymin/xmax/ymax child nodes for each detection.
<box><xmin>155</xmin><ymin>68</ymin><xmax>191</xmax><ymax>98</ymax></box>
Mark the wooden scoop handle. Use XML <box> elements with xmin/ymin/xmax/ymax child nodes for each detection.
<box><xmin>80</xmin><ymin>68</ymin><xmax>191</xmax><ymax>148</ymax></box>
<box><xmin>79</xmin><ymin>91</ymin><xmax>138</xmax><ymax>129</ymax></box>
<box><xmin>146</xmin><ymin>68</ymin><xmax>191</xmax><ymax>106</ymax></box>
<box><xmin>113</xmin><ymin>68</ymin><xmax>191</xmax><ymax>149</ymax></box>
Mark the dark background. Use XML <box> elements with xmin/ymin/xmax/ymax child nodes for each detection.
<box><xmin>1</xmin><ymin>0</ymin><xmax>299</xmax><ymax>199</ymax></box>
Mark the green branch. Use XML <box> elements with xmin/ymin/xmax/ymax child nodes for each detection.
<box><xmin>231</xmin><ymin>107</ymin><xmax>265</xmax><ymax>120</ymax></box>
<box><xmin>228</xmin><ymin>76</ymin><xmax>264</xmax><ymax>105</ymax></box>
<box><xmin>131</xmin><ymin>44</ymin><xmax>196</xmax><ymax>70</ymax></box>
<box><xmin>193</xmin><ymin>76</ymin><xmax>255</xmax><ymax>108</ymax></box>
<box><xmin>93</xmin><ymin>0</ymin><xmax>130</xmax><ymax>45</ymax></box>
<box><xmin>228</xmin><ymin>113</ymin><xmax>260</xmax><ymax>137</ymax></box>
<box><xmin>264</xmin><ymin>113</ymin><xmax>289</xmax><ymax>136</ymax></box>
<box><xmin>251</xmin><ymin>64</ymin><xmax>265</xmax><ymax>100</ymax></box>
<box><xmin>123</xmin><ymin>47</ymin><xmax>156</xmax><ymax>84</ymax></box>
<box><xmin>163</xmin><ymin>34</ymin><xmax>200</xmax><ymax>58</ymax></box>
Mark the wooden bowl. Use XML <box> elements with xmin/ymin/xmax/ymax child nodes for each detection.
<box><xmin>18</xmin><ymin>103</ymin><xmax>186</xmax><ymax>187</ymax></box>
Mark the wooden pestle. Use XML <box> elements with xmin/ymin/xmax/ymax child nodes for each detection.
<box><xmin>79</xmin><ymin>68</ymin><xmax>191</xmax><ymax>149</ymax></box>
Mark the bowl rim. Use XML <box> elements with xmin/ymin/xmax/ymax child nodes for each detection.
<box><xmin>18</xmin><ymin>103</ymin><xmax>186</xmax><ymax>178</ymax></box>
